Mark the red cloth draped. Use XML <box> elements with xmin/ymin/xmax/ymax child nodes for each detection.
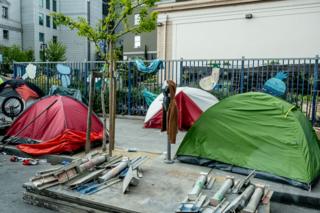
<box><xmin>17</xmin><ymin>129</ymin><xmax>102</xmax><ymax>156</ymax></box>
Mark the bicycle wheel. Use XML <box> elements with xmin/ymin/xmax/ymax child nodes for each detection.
<box><xmin>2</xmin><ymin>96</ymin><xmax>24</xmax><ymax>119</ymax></box>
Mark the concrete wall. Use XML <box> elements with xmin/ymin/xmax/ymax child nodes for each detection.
<box><xmin>21</xmin><ymin>0</ymin><xmax>35</xmax><ymax>50</ymax></box>
<box><xmin>122</xmin><ymin>9</ymin><xmax>157</xmax><ymax>60</ymax></box>
<box><xmin>59</xmin><ymin>0</ymin><xmax>87</xmax><ymax>61</ymax></box>
<box><xmin>23</xmin><ymin>0</ymin><xmax>60</xmax><ymax>60</ymax></box>
<box><xmin>157</xmin><ymin>0</ymin><xmax>320</xmax><ymax>59</ymax></box>
<box><xmin>0</xmin><ymin>0</ymin><xmax>22</xmax><ymax>47</ymax></box>
<box><xmin>59</xmin><ymin>0</ymin><xmax>102</xmax><ymax>61</ymax></box>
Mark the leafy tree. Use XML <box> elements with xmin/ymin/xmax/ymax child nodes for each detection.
<box><xmin>43</xmin><ymin>40</ymin><xmax>67</xmax><ymax>62</ymax></box>
<box><xmin>52</xmin><ymin>0</ymin><xmax>159</xmax><ymax>155</ymax></box>
<box><xmin>0</xmin><ymin>45</ymin><xmax>34</xmax><ymax>74</ymax></box>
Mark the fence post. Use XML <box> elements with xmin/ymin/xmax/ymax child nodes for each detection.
<box><xmin>46</xmin><ymin>62</ymin><xmax>49</xmax><ymax>93</ymax></box>
<box><xmin>128</xmin><ymin>62</ymin><xmax>132</xmax><ymax>115</ymax></box>
<box><xmin>312</xmin><ymin>55</ymin><xmax>319</xmax><ymax>125</ymax></box>
<box><xmin>240</xmin><ymin>56</ymin><xmax>245</xmax><ymax>93</ymax></box>
<box><xmin>179</xmin><ymin>58</ymin><xmax>183</xmax><ymax>86</ymax></box>
<box><xmin>13</xmin><ymin>63</ymin><xmax>17</xmax><ymax>78</ymax></box>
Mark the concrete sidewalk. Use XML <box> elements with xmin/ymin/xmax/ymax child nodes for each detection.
<box><xmin>114</xmin><ymin>118</ymin><xmax>186</xmax><ymax>154</ymax></box>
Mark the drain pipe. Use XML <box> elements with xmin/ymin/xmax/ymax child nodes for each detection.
<box><xmin>163</xmin><ymin>15</ymin><xmax>168</xmax><ymax>61</ymax></box>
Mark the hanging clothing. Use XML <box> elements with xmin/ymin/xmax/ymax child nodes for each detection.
<box><xmin>164</xmin><ymin>80</ymin><xmax>178</xmax><ymax>144</ymax></box>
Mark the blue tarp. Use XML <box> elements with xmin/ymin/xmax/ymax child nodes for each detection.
<box><xmin>142</xmin><ymin>88</ymin><xmax>158</xmax><ymax>106</ymax></box>
<box><xmin>134</xmin><ymin>59</ymin><xmax>163</xmax><ymax>73</ymax></box>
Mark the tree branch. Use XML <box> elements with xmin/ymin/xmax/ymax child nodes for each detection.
<box><xmin>111</xmin><ymin>0</ymin><xmax>148</xmax><ymax>34</ymax></box>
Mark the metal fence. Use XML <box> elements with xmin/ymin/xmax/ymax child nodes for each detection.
<box><xmin>13</xmin><ymin>56</ymin><xmax>320</xmax><ymax>125</ymax></box>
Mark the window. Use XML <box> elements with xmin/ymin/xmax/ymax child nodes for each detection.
<box><xmin>46</xmin><ymin>0</ymin><xmax>50</xmax><ymax>10</ymax></box>
<box><xmin>39</xmin><ymin>32</ymin><xmax>45</xmax><ymax>42</ymax></box>
<box><xmin>53</xmin><ymin>17</ymin><xmax>57</xmax><ymax>29</ymax></box>
<box><xmin>2</xmin><ymin>6</ymin><xmax>8</xmax><ymax>19</ymax></box>
<box><xmin>46</xmin><ymin>15</ymin><xmax>50</xmax><ymax>28</ymax></box>
<box><xmin>102</xmin><ymin>0</ymin><xmax>108</xmax><ymax>16</ymax></box>
<box><xmin>53</xmin><ymin>35</ymin><xmax>57</xmax><ymax>43</ymax></box>
<box><xmin>53</xmin><ymin>0</ymin><xmax>57</xmax><ymax>12</ymax></box>
<box><xmin>3</xmin><ymin>30</ymin><xmax>9</xmax><ymax>40</ymax></box>
<box><xmin>39</xmin><ymin>0</ymin><xmax>44</xmax><ymax>8</ymax></box>
<box><xmin>134</xmin><ymin>35</ymin><xmax>141</xmax><ymax>48</ymax></box>
<box><xmin>39</xmin><ymin>13</ymin><xmax>44</xmax><ymax>25</ymax></box>
<box><xmin>134</xmin><ymin>14</ymin><xmax>140</xmax><ymax>25</ymax></box>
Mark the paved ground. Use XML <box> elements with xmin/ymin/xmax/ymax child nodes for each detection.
<box><xmin>115</xmin><ymin>117</ymin><xmax>186</xmax><ymax>154</ymax></box>
<box><xmin>1</xmin><ymin>118</ymin><xmax>319</xmax><ymax>212</ymax></box>
<box><xmin>0</xmin><ymin>154</ymin><xmax>53</xmax><ymax>213</ymax></box>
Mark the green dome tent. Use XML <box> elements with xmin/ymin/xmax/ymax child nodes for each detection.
<box><xmin>176</xmin><ymin>92</ymin><xmax>320</xmax><ymax>189</ymax></box>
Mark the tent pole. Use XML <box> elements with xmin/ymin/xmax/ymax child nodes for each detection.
<box><xmin>2</xmin><ymin>99</ymin><xmax>58</xmax><ymax>145</ymax></box>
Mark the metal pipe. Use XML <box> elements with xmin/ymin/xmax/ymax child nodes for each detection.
<box><xmin>211</xmin><ymin>177</ymin><xmax>234</xmax><ymax>206</ymax></box>
<box><xmin>188</xmin><ymin>173</ymin><xmax>207</xmax><ymax>201</ymax></box>
<box><xmin>242</xmin><ymin>186</ymin><xmax>264</xmax><ymax>213</ymax></box>
<box><xmin>222</xmin><ymin>184</ymin><xmax>255</xmax><ymax>213</ymax></box>
<box><xmin>98</xmin><ymin>158</ymin><xmax>128</xmax><ymax>182</ymax></box>
<box><xmin>239</xmin><ymin>184</ymin><xmax>255</xmax><ymax>209</ymax></box>
<box><xmin>78</xmin><ymin>154</ymin><xmax>107</xmax><ymax>172</ymax></box>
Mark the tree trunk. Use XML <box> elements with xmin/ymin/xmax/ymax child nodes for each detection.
<box><xmin>111</xmin><ymin>59</ymin><xmax>116</xmax><ymax>151</ymax></box>
<box><xmin>108</xmin><ymin>40</ymin><xmax>115</xmax><ymax>156</ymax></box>
<box><xmin>85</xmin><ymin>71</ymin><xmax>95</xmax><ymax>154</ymax></box>
<box><xmin>101</xmin><ymin>64</ymin><xmax>107</xmax><ymax>152</ymax></box>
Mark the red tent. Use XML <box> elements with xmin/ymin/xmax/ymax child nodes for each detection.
<box><xmin>5</xmin><ymin>95</ymin><xmax>104</xmax><ymax>155</ymax></box>
<box><xmin>144</xmin><ymin>87</ymin><xmax>219</xmax><ymax>130</ymax></box>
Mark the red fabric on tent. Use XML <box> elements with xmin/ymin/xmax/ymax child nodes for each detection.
<box><xmin>17</xmin><ymin>129</ymin><xmax>102</xmax><ymax>156</ymax></box>
<box><xmin>6</xmin><ymin>95</ymin><xmax>103</xmax><ymax>141</ymax></box>
<box><xmin>177</xmin><ymin>92</ymin><xmax>202</xmax><ymax>130</ymax></box>
<box><xmin>144</xmin><ymin>91</ymin><xmax>202</xmax><ymax>130</ymax></box>
<box><xmin>16</xmin><ymin>84</ymin><xmax>39</xmax><ymax>101</ymax></box>
<box><xmin>144</xmin><ymin>110</ymin><xmax>162</xmax><ymax>129</ymax></box>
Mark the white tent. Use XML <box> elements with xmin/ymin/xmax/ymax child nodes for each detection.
<box><xmin>144</xmin><ymin>87</ymin><xmax>219</xmax><ymax>130</ymax></box>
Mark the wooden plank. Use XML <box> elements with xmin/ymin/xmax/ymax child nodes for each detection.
<box><xmin>23</xmin><ymin>192</ymin><xmax>105</xmax><ymax>213</ymax></box>
<box><xmin>24</xmin><ymin>185</ymin><xmax>140</xmax><ymax>213</ymax></box>
<box><xmin>67</xmin><ymin>169</ymin><xmax>105</xmax><ymax>188</ymax></box>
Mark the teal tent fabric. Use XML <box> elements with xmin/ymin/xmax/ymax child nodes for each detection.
<box><xmin>177</xmin><ymin>92</ymin><xmax>320</xmax><ymax>185</ymax></box>
<box><xmin>134</xmin><ymin>59</ymin><xmax>163</xmax><ymax>73</ymax></box>
<box><xmin>142</xmin><ymin>88</ymin><xmax>158</xmax><ymax>106</ymax></box>
<box><xmin>49</xmin><ymin>85</ymin><xmax>84</xmax><ymax>103</ymax></box>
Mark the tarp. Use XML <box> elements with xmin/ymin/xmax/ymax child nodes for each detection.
<box><xmin>142</xmin><ymin>88</ymin><xmax>157</xmax><ymax>106</ymax></box>
<box><xmin>144</xmin><ymin>87</ymin><xmax>219</xmax><ymax>130</ymax></box>
<box><xmin>134</xmin><ymin>59</ymin><xmax>163</xmax><ymax>73</ymax></box>
<box><xmin>0</xmin><ymin>80</ymin><xmax>44</xmax><ymax>101</ymax></box>
<box><xmin>49</xmin><ymin>85</ymin><xmax>84</xmax><ymax>103</ymax></box>
<box><xmin>177</xmin><ymin>92</ymin><xmax>320</xmax><ymax>185</ymax></box>
<box><xmin>17</xmin><ymin>129</ymin><xmax>102</xmax><ymax>156</ymax></box>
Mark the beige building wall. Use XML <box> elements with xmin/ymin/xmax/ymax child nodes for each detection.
<box><xmin>156</xmin><ymin>0</ymin><xmax>320</xmax><ymax>60</ymax></box>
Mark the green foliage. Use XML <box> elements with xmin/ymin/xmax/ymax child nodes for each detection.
<box><xmin>52</xmin><ymin>0</ymin><xmax>159</xmax><ymax>61</ymax></box>
<box><xmin>0</xmin><ymin>45</ymin><xmax>34</xmax><ymax>74</ymax></box>
<box><xmin>44</xmin><ymin>40</ymin><xmax>67</xmax><ymax>62</ymax></box>
<box><xmin>0</xmin><ymin>45</ymin><xmax>34</xmax><ymax>64</ymax></box>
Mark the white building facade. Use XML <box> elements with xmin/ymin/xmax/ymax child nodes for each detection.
<box><xmin>156</xmin><ymin>0</ymin><xmax>320</xmax><ymax>59</ymax></box>
<box><xmin>21</xmin><ymin>0</ymin><xmax>60</xmax><ymax>60</ymax></box>
<box><xmin>59</xmin><ymin>0</ymin><xmax>104</xmax><ymax>61</ymax></box>
<box><xmin>1</xmin><ymin>0</ymin><xmax>104</xmax><ymax>61</ymax></box>
<box><xmin>0</xmin><ymin>0</ymin><xmax>22</xmax><ymax>47</ymax></box>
